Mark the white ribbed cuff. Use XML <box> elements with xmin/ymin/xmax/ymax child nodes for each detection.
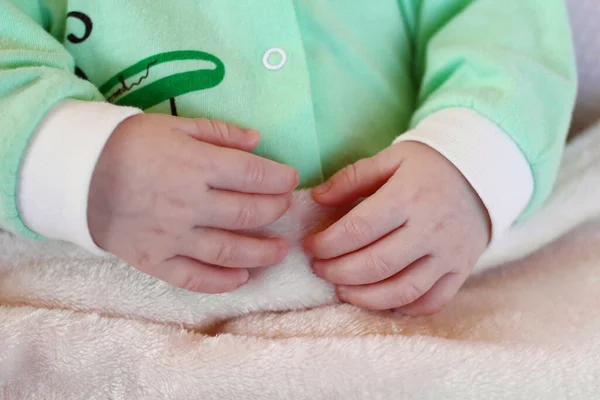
<box><xmin>394</xmin><ymin>108</ymin><xmax>534</xmax><ymax>241</ymax></box>
<box><xmin>18</xmin><ymin>100</ymin><xmax>142</xmax><ymax>254</ymax></box>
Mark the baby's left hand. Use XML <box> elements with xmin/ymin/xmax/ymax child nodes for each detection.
<box><xmin>305</xmin><ymin>141</ymin><xmax>490</xmax><ymax>316</ymax></box>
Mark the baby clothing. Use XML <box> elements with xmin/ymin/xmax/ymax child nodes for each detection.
<box><xmin>0</xmin><ymin>0</ymin><xmax>576</xmax><ymax>252</ymax></box>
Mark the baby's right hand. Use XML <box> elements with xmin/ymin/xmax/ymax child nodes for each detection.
<box><xmin>88</xmin><ymin>114</ymin><xmax>299</xmax><ymax>293</ymax></box>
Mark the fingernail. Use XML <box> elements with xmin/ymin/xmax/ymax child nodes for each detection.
<box><xmin>303</xmin><ymin>236</ymin><xmax>319</xmax><ymax>260</ymax></box>
<box><xmin>290</xmin><ymin>169</ymin><xmax>300</xmax><ymax>190</ymax></box>
<box><xmin>284</xmin><ymin>192</ymin><xmax>293</xmax><ymax>208</ymax></box>
<box><xmin>313</xmin><ymin>181</ymin><xmax>332</xmax><ymax>196</ymax></box>
<box><xmin>236</xmin><ymin>270</ymin><xmax>250</xmax><ymax>288</ymax></box>
<box><xmin>277</xmin><ymin>240</ymin><xmax>289</xmax><ymax>261</ymax></box>
<box><xmin>312</xmin><ymin>261</ymin><xmax>325</xmax><ymax>278</ymax></box>
<box><xmin>244</xmin><ymin>129</ymin><xmax>261</xmax><ymax>142</ymax></box>
<box><xmin>336</xmin><ymin>285</ymin><xmax>348</xmax><ymax>300</ymax></box>
<box><xmin>303</xmin><ymin>241</ymin><xmax>314</xmax><ymax>259</ymax></box>
<box><xmin>291</xmin><ymin>170</ymin><xmax>300</xmax><ymax>189</ymax></box>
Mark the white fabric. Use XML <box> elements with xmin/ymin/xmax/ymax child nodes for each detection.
<box><xmin>1</xmin><ymin>120</ymin><xmax>600</xmax><ymax>398</ymax></box>
<box><xmin>394</xmin><ymin>108</ymin><xmax>533</xmax><ymax>241</ymax></box>
<box><xmin>18</xmin><ymin>100</ymin><xmax>142</xmax><ymax>254</ymax></box>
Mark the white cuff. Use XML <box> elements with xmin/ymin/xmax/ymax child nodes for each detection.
<box><xmin>394</xmin><ymin>108</ymin><xmax>534</xmax><ymax>241</ymax></box>
<box><xmin>18</xmin><ymin>100</ymin><xmax>142</xmax><ymax>254</ymax></box>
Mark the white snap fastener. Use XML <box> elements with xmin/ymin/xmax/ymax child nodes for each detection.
<box><xmin>263</xmin><ymin>48</ymin><xmax>287</xmax><ymax>70</ymax></box>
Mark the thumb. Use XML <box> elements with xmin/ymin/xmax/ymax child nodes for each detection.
<box><xmin>312</xmin><ymin>151</ymin><xmax>399</xmax><ymax>206</ymax></box>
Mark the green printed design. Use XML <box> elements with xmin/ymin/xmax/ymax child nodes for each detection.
<box><xmin>99</xmin><ymin>50</ymin><xmax>225</xmax><ymax>110</ymax></box>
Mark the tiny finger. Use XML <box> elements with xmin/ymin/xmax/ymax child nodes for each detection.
<box><xmin>394</xmin><ymin>272</ymin><xmax>467</xmax><ymax>316</ymax></box>
<box><xmin>148</xmin><ymin>256</ymin><xmax>249</xmax><ymax>294</ymax></box>
<box><xmin>306</xmin><ymin>187</ymin><xmax>407</xmax><ymax>260</ymax></box>
<box><xmin>201</xmin><ymin>191</ymin><xmax>292</xmax><ymax>230</ymax></box>
<box><xmin>312</xmin><ymin>146</ymin><xmax>402</xmax><ymax>206</ymax></box>
<box><xmin>207</xmin><ymin>148</ymin><xmax>299</xmax><ymax>194</ymax></box>
<box><xmin>336</xmin><ymin>256</ymin><xmax>442</xmax><ymax>311</ymax></box>
<box><xmin>180</xmin><ymin>118</ymin><xmax>261</xmax><ymax>151</ymax></box>
<box><xmin>180</xmin><ymin>227</ymin><xmax>288</xmax><ymax>268</ymax></box>
<box><xmin>312</xmin><ymin>224</ymin><xmax>425</xmax><ymax>285</ymax></box>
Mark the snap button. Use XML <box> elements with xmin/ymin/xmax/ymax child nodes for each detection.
<box><xmin>263</xmin><ymin>48</ymin><xmax>287</xmax><ymax>71</ymax></box>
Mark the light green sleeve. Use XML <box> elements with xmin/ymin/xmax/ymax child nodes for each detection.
<box><xmin>400</xmin><ymin>0</ymin><xmax>577</xmax><ymax>218</ymax></box>
<box><xmin>0</xmin><ymin>0</ymin><xmax>104</xmax><ymax>237</ymax></box>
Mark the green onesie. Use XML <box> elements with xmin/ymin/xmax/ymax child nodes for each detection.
<box><xmin>0</xmin><ymin>0</ymin><xmax>576</xmax><ymax>252</ymax></box>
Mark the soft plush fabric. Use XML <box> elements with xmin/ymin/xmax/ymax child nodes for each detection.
<box><xmin>1</xmin><ymin>120</ymin><xmax>600</xmax><ymax>399</ymax></box>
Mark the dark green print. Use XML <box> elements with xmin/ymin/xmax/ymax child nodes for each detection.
<box><xmin>65</xmin><ymin>11</ymin><xmax>226</xmax><ymax>114</ymax></box>
<box><xmin>99</xmin><ymin>50</ymin><xmax>226</xmax><ymax>111</ymax></box>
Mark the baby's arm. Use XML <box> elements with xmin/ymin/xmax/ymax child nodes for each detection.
<box><xmin>0</xmin><ymin>0</ymin><xmax>138</xmax><ymax>245</ymax></box>
<box><xmin>0</xmin><ymin>1</ymin><xmax>298</xmax><ymax>293</ymax></box>
<box><xmin>396</xmin><ymin>0</ymin><xmax>577</xmax><ymax>234</ymax></box>
<box><xmin>306</xmin><ymin>0</ymin><xmax>577</xmax><ymax>314</ymax></box>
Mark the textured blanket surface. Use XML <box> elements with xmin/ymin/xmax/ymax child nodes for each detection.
<box><xmin>1</xmin><ymin>121</ymin><xmax>600</xmax><ymax>399</ymax></box>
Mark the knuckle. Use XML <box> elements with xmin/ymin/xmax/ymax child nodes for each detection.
<box><xmin>342</xmin><ymin>164</ymin><xmax>360</xmax><ymax>188</ymax></box>
<box><xmin>343</xmin><ymin>216</ymin><xmax>373</xmax><ymax>244</ymax></box>
<box><xmin>210</xmin><ymin>119</ymin><xmax>231</xmax><ymax>143</ymax></box>
<box><xmin>400</xmin><ymin>186</ymin><xmax>428</xmax><ymax>208</ymax></box>
<box><xmin>245</xmin><ymin>160</ymin><xmax>267</xmax><ymax>186</ymax></box>
<box><xmin>409</xmin><ymin>187</ymin><xmax>425</xmax><ymax>205</ymax></box>
<box><xmin>235</xmin><ymin>201</ymin><xmax>259</xmax><ymax>228</ymax></box>
<box><xmin>134</xmin><ymin>251</ymin><xmax>151</xmax><ymax>269</ymax></box>
<box><xmin>420</xmin><ymin>216</ymin><xmax>447</xmax><ymax>246</ymax></box>
<box><xmin>398</xmin><ymin>281</ymin><xmax>426</xmax><ymax>305</ymax></box>
<box><xmin>214</xmin><ymin>242</ymin><xmax>238</xmax><ymax>266</ymax></box>
<box><xmin>133</xmin><ymin>249</ymin><xmax>162</xmax><ymax>272</ymax></box>
<box><xmin>181</xmin><ymin>273</ymin><xmax>206</xmax><ymax>292</ymax></box>
<box><xmin>364</xmin><ymin>252</ymin><xmax>394</xmax><ymax>280</ymax></box>
<box><xmin>433</xmin><ymin>218</ymin><xmax>447</xmax><ymax>234</ymax></box>
<box><xmin>193</xmin><ymin>118</ymin><xmax>211</xmax><ymax>135</ymax></box>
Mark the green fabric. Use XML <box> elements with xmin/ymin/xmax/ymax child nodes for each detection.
<box><xmin>0</xmin><ymin>0</ymin><xmax>576</xmax><ymax>238</ymax></box>
<box><xmin>402</xmin><ymin>0</ymin><xmax>577</xmax><ymax>218</ymax></box>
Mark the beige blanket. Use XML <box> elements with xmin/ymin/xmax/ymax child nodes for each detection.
<box><xmin>1</xmin><ymin>121</ymin><xmax>600</xmax><ymax>399</ymax></box>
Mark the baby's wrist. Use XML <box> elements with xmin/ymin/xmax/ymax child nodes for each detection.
<box><xmin>18</xmin><ymin>100</ymin><xmax>141</xmax><ymax>254</ymax></box>
<box><xmin>395</xmin><ymin>108</ymin><xmax>533</xmax><ymax>241</ymax></box>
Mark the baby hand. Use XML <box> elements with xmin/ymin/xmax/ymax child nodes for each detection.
<box><xmin>305</xmin><ymin>141</ymin><xmax>490</xmax><ymax>315</ymax></box>
<box><xmin>88</xmin><ymin>114</ymin><xmax>298</xmax><ymax>293</ymax></box>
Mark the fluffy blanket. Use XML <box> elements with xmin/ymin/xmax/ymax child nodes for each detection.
<box><xmin>1</xmin><ymin>121</ymin><xmax>600</xmax><ymax>399</ymax></box>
